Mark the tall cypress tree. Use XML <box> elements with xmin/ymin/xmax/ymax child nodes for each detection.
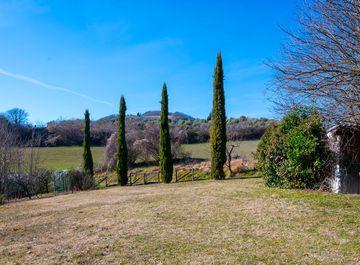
<box><xmin>83</xmin><ymin>109</ymin><xmax>94</xmax><ymax>176</ymax></box>
<box><xmin>159</xmin><ymin>83</ymin><xmax>173</xmax><ymax>183</ymax></box>
<box><xmin>117</xmin><ymin>96</ymin><xmax>128</xmax><ymax>186</ymax></box>
<box><xmin>210</xmin><ymin>53</ymin><xmax>227</xmax><ymax>180</ymax></box>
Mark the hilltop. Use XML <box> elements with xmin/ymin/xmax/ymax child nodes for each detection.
<box><xmin>98</xmin><ymin>111</ymin><xmax>194</xmax><ymax>122</ymax></box>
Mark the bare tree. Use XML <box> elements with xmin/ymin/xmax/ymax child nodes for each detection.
<box><xmin>0</xmin><ymin>124</ymin><xmax>49</xmax><ymax>200</ymax></box>
<box><xmin>103</xmin><ymin>122</ymin><xmax>185</xmax><ymax>170</ymax></box>
<box><xmin>103</xmin><ymin>130</ymin><xmax>142</xmax><ymax>171</ymax></box>
<box><xmin>268</xmin><ymin>0</ymin><xmax>360</xmax><ymax>125</ymax></box>
<box><xmin>226</xmin><ymin>143</ymin><xmax>239</xmax><ymax>177</ymax></box>
<box><xmin>0</xmin><ymin>124</ymin><xmax>22</xmax><ymax>195</ymax></box>
<box><xmin>4</xmin><ymin>108</ymin><xmax>29</xmax><ymax>125</ymax></box>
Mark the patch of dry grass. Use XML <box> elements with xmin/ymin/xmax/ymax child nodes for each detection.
<box><xmin>1</xmin><ymin>178</ymin><xmax>359</xmax><ymax>264</ymax></box>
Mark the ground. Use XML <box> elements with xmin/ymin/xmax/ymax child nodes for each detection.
<box><xmin>1</xmin><ymin>178</ymin><xmax>359</xmax><ymax>264</ymax></box>
<box><xmin>34</xmin><ymin>140</ymin><xmax>259</xmax><ymax>170</ymax></box>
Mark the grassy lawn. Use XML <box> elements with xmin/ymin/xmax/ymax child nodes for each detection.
<box><xmin>33</xmin><ymin>146</ymin><xmax>104</xmax><ymax>170</ymax></box>
<box><xmin>182</xmin><ymin>140</ymin><xmax>259</xmax><ymax>160</ymax></box>
<box><xmin>1</xmin><ymin>178</ymin><xmax>359</xmax><ymax>264</ymax></box>
<box><xmin>34</xmin><ymin>140</ymin><xmax>259</xmax><ymax>170</ymax></box>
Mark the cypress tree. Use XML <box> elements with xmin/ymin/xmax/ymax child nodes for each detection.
<box><xmin>83</xmin><ymin>109</ymin><xmax>94</xmax><ymax>176</ymax></box>
<box><xmin>117</xmin><ymin>96</ymin><xmax>128</xmax><ymax>186</ymax></box>
<box><xmin>210</xmin><ymin>53</ymin><xmax>227</xmax><ymax>180</ymax></box>
<box><xmin>159</xmin><ymin>83</ymin><xmax>173</xmax><ymax>183</ymax></box>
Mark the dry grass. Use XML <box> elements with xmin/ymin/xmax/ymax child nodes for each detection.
<box><xmin>1</xmin><ymin>178</ymin><xmax>359</xmax><ymax>264</ymax></box>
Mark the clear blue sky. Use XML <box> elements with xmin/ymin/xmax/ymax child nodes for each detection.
<box><xmin>0</xmin><ymin>0</ymin><xmax>299</xmax><ymax>124</ymax></box>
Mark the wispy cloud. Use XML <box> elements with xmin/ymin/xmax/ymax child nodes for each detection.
<box><xmin>0</xmin><ymin>68</ymin><xmax>114</xmax><ymax>107</ymax></box>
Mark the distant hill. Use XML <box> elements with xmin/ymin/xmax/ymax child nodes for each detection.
<box><xmin>142</xmin><ymin>111</ymin><xmax>193</xmax><ymax>120</ymax></box>
<box><xmin>97</xmin><ymin>114</ymin><xmax>117</xmax><ymax>122</ymax></box>
<box><xmin>98</xmin><ymin>111</ymin><xmax>194</xmax><ymax>122</ymax></box>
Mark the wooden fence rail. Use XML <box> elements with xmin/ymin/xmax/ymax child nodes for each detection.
<box><xmin>96</xmin><ymin>167</ymin><xmax>210</xmax><ymax>188</ymax></box>
<box><xmin>97</xmin><ymin>175</ymin><xmax>108</xmax><ymax>187</ymax></box>
<box><xmin>128</xmin><ymin>171</ymin><xmax>160</xmax><ymax>186</ymax></box>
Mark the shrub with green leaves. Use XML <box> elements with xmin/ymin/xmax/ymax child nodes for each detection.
<box><xmin>0</xmin><ymin>194</ymin><xmax>6</xmax><ymax>205</ymax></box>
<box><xmin>256</xmin><ymin>107</ymin><xmax>331</xmax><ymax>189</ymax></box>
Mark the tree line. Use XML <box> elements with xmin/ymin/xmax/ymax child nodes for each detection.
<box><xmin>0</xmin><ymin>111</ymin><xmax>273</xmax><ymax>147</ymax></box>
<box><xmin>83</xmin><ymin>53</ymin><xmax>229</xmax><ymax>184</ymax></box>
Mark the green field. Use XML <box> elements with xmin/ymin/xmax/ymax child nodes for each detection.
<box><xmin>1</xmin><ymin>178</ymin><xmax>359</xmax><ymax>264</ymax></box>
<box><xmin>182</xmin><ymin>140</ymin><xmax>259</xmax><ymax>160</ymax></box>
<box><xmin>34</xmin><ymin>140</ymin><xmax>259</xmax><ymax>170</ymax></box>
<box><xmin>34</xmin><ymin>146</ymin><xmax>105</xmax><ymax>170</ymax></box>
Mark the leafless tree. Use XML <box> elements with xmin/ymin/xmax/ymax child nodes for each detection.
<box><xmin>46</xmin><ymin>119</ymin><xmax>83</xmax><ymax>146</ymax></box>
<box><xmin>103</xmin><ymin>123</ymin><xmax>185</xmax><ymax>170</ymax></box>
<box><xmin>0</xmin><ymin>124</ymin><xmax>49</xmax><ymax>200</ymax></box>
<box><xmin>46</xmin><ymin>118</ymin><xmax>114</xmax><ymax>146</ymax></box>
<box><xmin>138</xmin><ymin>124</ymin><xmax>160</xmax><ymax>162</ymax></box>
<box><xmin>103</xmin><ymin>130</ymin><xmax>142</xmax><ymax>171</ymax></box>
<box><xmin>0</xmin><ymin>124</ymin><xmax>22</xmax><ymax>195</ymax></box>
<box><xmin>4</xmin><ymin>108</ymin><xmax>29</xmax><ymax>125</ymax></box>
<box><xmin>268</xmin><ymin>0</ymin><xmax>360</xmax><ymax>125</ymax></box>
<box><xmin>226</xmin><ymin>143</ymin><xmax>240</xmax><ymax>177</ymax></box>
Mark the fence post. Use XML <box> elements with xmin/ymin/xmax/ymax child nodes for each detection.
<box><xmin>192</xmin><ymin>168</ymin><xmax>195</xmax><ymax>181</ymax></box>
<box><xmin>175</xmin><ymin>169</ymin><xmax>178</xmax><ymax>182</ymax></box>
<box><xmin>65</xmin><ymin>175</ymin><xmax>68</xmax><ymax>191</ymax></box>
<box><xmin>67</xmin><ymin>175</ymin><xmax>69</xmax><ymax>191</ymax></box>
<box><xmin>62</xmin><ymin>174</ymin><xmax>65</xmax><ymax>192</ymax></box>
<box><xmin>143</xmin><ymin>173</ymin><xmax>147</xmax><ymax>185</ymax></box>
<box><xmin>105</xmin><ymin>176</ymin><xmax>108</xmax><ymax>187</ymax></box>
<box><xmin>158</xmin><ymin>172</ymin><xmax>160</xmax><ymax>183</ymax></box>
<box><xmin>53</xmin><ymin>173</ymin><xmax>56</xmax><ymax>195</ymax></box>
<box><xmin>60</xmin><ymin>173</ymin><xmax>63</xmax><ymax>192</ymax></box>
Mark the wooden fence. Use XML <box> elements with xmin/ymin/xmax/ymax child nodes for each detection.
<box><xmin>96</xmin><ymin>167</ymin><xmax>210</xmax><ymax>188</ymax></box>
<box><xmin>174</xmin><ymin>168</ymin><xmax>204</xmax><ymax>182</ymax></box>
<box><xmin>129</xmin><ymin>171</ymin><xmax>160</xmax><ymax>185</ymax></box>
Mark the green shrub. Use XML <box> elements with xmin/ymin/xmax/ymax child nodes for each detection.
<box><xmin>0</xmin><ymin>194</ymin><xmax>6</xmax><ymax>205</ymax></box>
<box><xmin>256</xmin><ymin>107</ymin><xmax>331</xmax><ymax>189</ymax></box>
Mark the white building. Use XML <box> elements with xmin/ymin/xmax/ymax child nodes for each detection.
<box><xmin>327</xmin><ymin>125</ymin><xmax>360</xmax><ymax>194</ymax></box>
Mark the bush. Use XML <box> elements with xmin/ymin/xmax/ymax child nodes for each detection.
<box><xmin>67</xmin><ymin>170</ymin><xmax>95</xmax><ymax>191</ymax></box>
<box><xmin>4</xmin><ymin>169</ymin><xmax>52</xmax><ymax>199</ymax></box>
<box><xmin>0</xmin><ymin>194</ymin><xmax>6</xmax><ymax>204</ymax></box>
<box><xmin>256</xmin><ymin>107</ymin><xmax>332</xmax><ymax>189</ymax></box>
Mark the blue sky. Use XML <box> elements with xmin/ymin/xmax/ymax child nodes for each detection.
<box><xmin>0</xmin><ymin>0</ymin><xmax>299</xmax><ymax>123</ymax></box>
